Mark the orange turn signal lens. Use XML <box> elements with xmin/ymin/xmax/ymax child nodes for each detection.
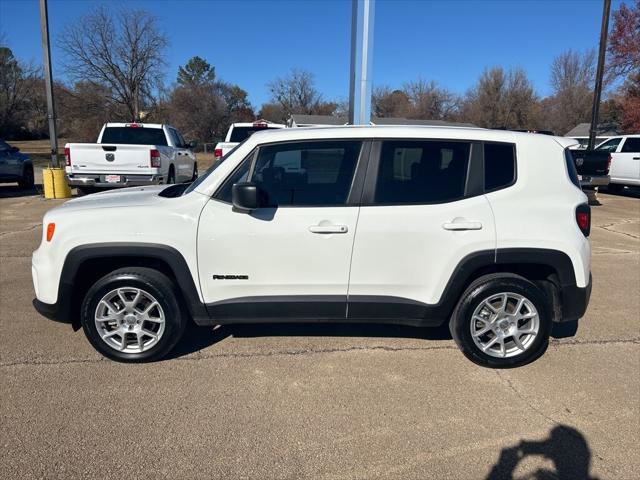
<box><xmin>46</xmin><ymin>223</ymin><xmax>55</xmax><ymax>242</ymax></box>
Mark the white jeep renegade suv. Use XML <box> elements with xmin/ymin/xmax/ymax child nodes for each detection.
<box><xmin>32</xmin><ymin>126</ymin><xmax>592</xmax><ymax>368</ymax></box>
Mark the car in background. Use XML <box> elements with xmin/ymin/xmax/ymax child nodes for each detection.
<box><xmin>213</xmin><ymin>121</ymin><xmax>285</xmax><ymax>163</ymax></box>
<box><xmin>0</xmin><ymin>140</ymin><xmax>34</xmax><ymax>190</ymax></box>
<box><xmin>65</xmin><ymin>123</ymin><xmax>197</xmax><ymax>194</ymax></box>
<box><xmin>595</xmin><ymin>135</ymin><xmax>640</xmax><ymax>191</ymax></box>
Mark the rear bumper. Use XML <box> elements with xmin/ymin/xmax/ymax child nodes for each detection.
<box><xmin>559</xmin><ymin>273</ymin><xmax>592</xmax><ymax>322</ymax></box>
<box><xmin>66</xmin><ymin>174</ymin><xmax>163</xmax><ymax>188</ymax></box>
<box><xmin>580</xmin><ymin>174</ymin><xmax>610</xmax><ymax>187</ymax></box>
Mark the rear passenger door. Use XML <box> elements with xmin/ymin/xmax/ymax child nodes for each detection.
<box><xmin>347</xmin><ymin>139</ymin><xmax>499</xmax><ymax>321</ymax></box>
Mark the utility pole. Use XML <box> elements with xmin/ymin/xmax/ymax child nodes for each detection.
<box><xmin>39</xmin><ymin>0</ymin><xmax>59</xmax><ymax>167</ymax></box>
<box><xmin>348</xmin><ymin>0</ymin><xmax>375</xmax><ymax>125</ymax></box>
<box><xmin>588</xmin><ymin>0</ymin><xmax>611</xmax><ymax>150</ymax></box>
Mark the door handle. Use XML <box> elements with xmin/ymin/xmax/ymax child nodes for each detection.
<box><xmin>632</xmin><ymin>157</ymin><xmax>640</xmax><ymax>160</ymax></box>
<box><xmin>442</xmin><ymin>221</ymin><xmax>483</xmax><ymax>231</ymax></box>
<box><xmin>309</xmin><ymin>224</ymin><xmax>348</xmax><ymax>234</ymax></box>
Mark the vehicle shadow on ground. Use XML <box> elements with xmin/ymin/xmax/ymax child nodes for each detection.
<box><xmin>486</xmin><ymin>424</ymin><xmax>600</xmax><ymax>480</ymax></box>
<box><xmin>0</xmin><ymin>184</ymin><xmax>42</xmax><ymax>199</ymax></box>
<box><xmin>169</xmin><ymin>321</ymin><xmax>453</xmax><ymax>359</ymax></box>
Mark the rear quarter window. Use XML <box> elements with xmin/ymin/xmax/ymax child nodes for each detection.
<box><xmin>484</xmin><ymin>143</ymin><xmax>516</xmax><ymax>192</ymax></box>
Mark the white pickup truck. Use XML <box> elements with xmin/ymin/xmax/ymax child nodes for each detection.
<box><xmin>213</xmin><ymin>121</ymin><xmax>285</xmax><ymax>163</ymax></box>
<box><xmin>595</xmin><ymin>134</ymin><xmax>640</xmax><ymax>191</ymax></box>
<box><xmin>65</xmin><ymin>123</ymin><xmax>197</xmax><ymax>193</ymax></box>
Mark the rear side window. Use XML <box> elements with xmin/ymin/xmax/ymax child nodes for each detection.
<box><xmin>374</xmin><ymin>140</ymin><xmax>471</xmax><ymax>204</ymax></box>
<box><xmin>621</xmin><ymin>138</ymin><xmax>640</xmax><ymax>153</ymax></box>
<box><xmin>484</xmin><ymin>143</ymin><xmax>516</xmax><ymax>191</ymax></box>
<box><xmin>101</xmin><ymin>127</ymin><xmax>168</xmax><ymax>146</ymax></box>
<box><xmin>230</xmin><ymin>126</ymin><xmax>272</xmax><ymax>143</ymax></box>
<box><xmin>564</xmin><ymin>149</ymin><xmax>581</xmax><ymax>188</ymax></box>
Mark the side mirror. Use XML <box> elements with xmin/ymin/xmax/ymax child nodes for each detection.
<box><xmin>232</xmin><ymin>182</ymin><xmax>260</xmax><ymax>212</ymax></box>
<box><xmin>188</xmin><ymin>140</ymin><xmax>197</xmax><ymax>149</ymax></box>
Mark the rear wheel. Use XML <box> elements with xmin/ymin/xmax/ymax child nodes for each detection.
<box><xmin>450</xmin><ymin>274</ymin><xmax>552</xmax><ymax>368</ymax></box>
<box><xmin>167</xmin><ymin>166</ymin><xmax>175</xmax><ymax>184</ymax></box>
<box><xmin>606</xmin><ymin>183</ymin><xmax>624</xmax><ymax>193</ymax></box>
<box><xmin>81</xmin><ymin>267</ymin><xmax>186</xmax><ymax>362</ymax></box>
<box><xmin>18</xmin><ymin>166</ymin><xmax>34</xmax><ymax>190</ymax></box>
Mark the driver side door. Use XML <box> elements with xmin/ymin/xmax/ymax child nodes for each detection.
<box><xmin>196</xmin><ymin>139</ymin><xmax>368</xmax><ymax>321</ymax></box>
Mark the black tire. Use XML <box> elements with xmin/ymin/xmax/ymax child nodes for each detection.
<box><xmin>76</xmin><ymin>186</ymin><xmax>96</xmax><ymax>196</ymax></box>
<box><xmin>449</xmin><ymin>274</ymin><xmax>552</xmax><ymax>368</ymax></box>
<box><xmin>167</xmin><ymin>165</ymin><xmax>175</xmax><ymax>184</ymax></box>
<box><xmin>191</xmin><ymin>163</ymin><xmax>198</xmax><ymax>182</ymax></box>
<box><xmin>81</xmin><ymin>267</ymin><xmax>186</xmax><ymax>362</ymax></box>
<box><xmin>18</xmin><ymin>166</ymin><xmax>34</xmax><ymax>190</ymax></box>
<box><xmin>606</xmin><ymin>183</ymin><xmax>624</xmax><ymax>193</ymax></box>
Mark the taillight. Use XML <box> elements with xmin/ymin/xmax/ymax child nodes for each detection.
<box><xmin>607</xmin><ymin>154</ymin><xmax>612</xmax><ymax>173</ymax></box>
<box><xmin>126</xmin><ymin>123</ymin><xmax>141</xmax><ymax>128</ymax></box>
<box><xmin>64</xmin><ymin>147</ymin><xmax>71</xmax><ymax>166</ymax></box>
<box><xmin>214</xmin><ymin>148</ymin><xmax>223</xmax><ymax>159</ymax></box>
<box><xmin>576</xmin><ymin>204</ymin><xmax>591</xmax><ymax>237</ymax></box>
<box><xmin>46</xmin><ymin>223</ymin><xmax>55</xmax><ymax>242</ymax></box>
<box><xmin>150</xmin><ymin>149</ymin><xmax>161</xmax><ymax>168</ymax></box>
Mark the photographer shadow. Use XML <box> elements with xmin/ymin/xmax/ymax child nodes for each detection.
<box><xmin>486</xmin><ymin>425</ymin><xmax>599</xmax><ymax>480</ymax></box>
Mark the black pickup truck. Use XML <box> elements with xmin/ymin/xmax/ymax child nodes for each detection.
<box><xmin>568</xmin><ymin>149</ymin><xmax>610</xmax><ymax>188</ymax></box>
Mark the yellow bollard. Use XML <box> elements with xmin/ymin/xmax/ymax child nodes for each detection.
<box><xmin>42</xmin><ymin>167</ymin><xmax>72</xmax><ymax>199</ymax></box>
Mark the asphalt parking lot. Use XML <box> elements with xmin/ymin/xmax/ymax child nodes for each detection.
<box><xmin>1</xmin><ymin>179</ymin><xmax>639</xmax><ymax>479</ymax></box>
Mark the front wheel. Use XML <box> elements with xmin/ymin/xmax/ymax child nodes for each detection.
<box><xmin>81</xmin><ymin>267</ymin><xmax>186</xmax><ymax>362</ymax></box>
<box><xmin>450</xmin><ymin>274</ymin><xmax>552</xmax><ymax>368</ymax></box>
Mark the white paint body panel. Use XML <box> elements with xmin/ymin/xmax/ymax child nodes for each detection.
<box><xmin>349</xmin><ymin>196</ymin><xmax>496</xmax><ymax>304</ymax></box>
<box><xmin>197</xmin><ymin>200</ymin><xmax>358</xmax><ymax>303</ymax></box>
<box><xmin>606</xmin><ymin>135</ymin><xmax>640</xmax><ymax>186</ymax></box>
<box><xmin>33</xmin><ymin>125</ymin><xmax>591</xmax><ymax>313</ymax></box>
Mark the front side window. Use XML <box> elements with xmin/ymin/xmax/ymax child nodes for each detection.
<box><xmin>621</xmin><ymin>137</ymin><xmax>640</xmax><ymax>153</ymax></box>
<box><xmin>250</xmin><ymin>141</ymin><xmax>361</xmax><ymax>206</ymax></box>
<box><xmin>374</xmin><ymin>140</ymin><xmax>471</xmax><ymax>204</ymax></box>
<box><xmin>596</xmin><ymin>138</ymin><xmax>622</xmax><ymax>152</ymax></box>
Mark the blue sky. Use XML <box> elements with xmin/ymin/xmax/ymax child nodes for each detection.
<box><xmin>0</xmin><ymin>0</ymin><xmax>624</xmax><ymax>109</ymax></box>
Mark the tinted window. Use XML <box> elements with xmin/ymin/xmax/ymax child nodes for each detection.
<box><xmin>564</xmin><ymin>149</ymin><xmax>581</xmax><ymax>189</ymax></box>
<box><xmin>374</xmin><ymin>140</ymin><xmax>470</xmax><ymax>204</ymax></box>
<box><xmin>0</xmin><ymin>140</ymin><xmax>9</xmax><ymax>151</ymax></box>
<box><xmin>216</xmin><ymin>156</ymin><xmax>252</xmax><ymax>202</ymax></box>
<box><xmin>484</xmin><ymin>143</ymin><xmax>516</xmax><ymax>191</ymax></box>
<box><xmin>101</xmin><ymin>127</ymin><xmax>168</xmax><ymax>146</ymax></box>
<box><xmin>251</xmin><ymin>141</ymin><xmax>361</xmax><ymax>206</ymax></box>
<box><xmin>230</xmin><ymin>126</ymin><xmax>272</xmax><ymax>143</ymax></box>
<box><xmin>621</xmin><ymin>138</ymin><xmax>640</xmax><ymax>153</ymax></box>
<box><xmin>596</xmin><ymin>138</ymin><xmax>622</xmax><ymax>152</ymax></box>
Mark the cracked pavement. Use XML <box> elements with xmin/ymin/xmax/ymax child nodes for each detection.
<box><xmin>1</xmin><ymin>183</ymin><xmax>639</xmax><ymax>479</ymax></box>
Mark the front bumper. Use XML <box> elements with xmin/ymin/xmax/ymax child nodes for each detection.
<box><xmin>66</xmin><ymin>174</ymin><xmax>164</xmax><ymax>188</ymax></box>
<box><xmin>560</xmin><ymin>273</ymin><xmax>592</xmax><ymax>322</ymax></box>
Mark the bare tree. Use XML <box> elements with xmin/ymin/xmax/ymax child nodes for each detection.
<box><xmin>58</xmin><ymin>7</ymin><xmax>168</xmax><ymax>121</ymax></box>
<box><xmin>372</xmin><ymin>86</ymin><xmax>410</xmax><ymax>118</ymax></box>
<box><xmin>462</xmin><ymin>67</ymin><xmax>539</xmax><ymax>129</ymax></box>
<box><xmin>267</xmin><ymin>68</ymin><xmax>335</xmax><ymax>119</ymax></box>
<box><xmin>0</xmin><ymin>46</ymin><xmax>42</xmax><ymax>137</ymax></box>
<box><xmin>403</xmin><ymin>78</ymin><xmax>460</xmax><ymax>120</ymax></box>
<box><xmin>542</xmin><ymin>49</ymin><xmax>596</xmax><ymax>134</ymax></box>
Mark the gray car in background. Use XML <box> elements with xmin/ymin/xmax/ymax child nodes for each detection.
<box><xmin>0</xmin><ymin>140</ymin><xmax>34</xmax><ymax>189</ymax></box>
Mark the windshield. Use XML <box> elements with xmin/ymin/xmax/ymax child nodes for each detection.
<box><xmin>595</xmin><ymin>138</ymin><xmax>622</xmax><ymax>152</ymax></box>
<box><xmin>183</xmin><ymin>141</ymin><xmax>246</xmax><ymax>195</ymax></box>
<box><xmin>101</xmin><ymin>127</ymin><xmax>168</xmax><ymax>146</ymax></box>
